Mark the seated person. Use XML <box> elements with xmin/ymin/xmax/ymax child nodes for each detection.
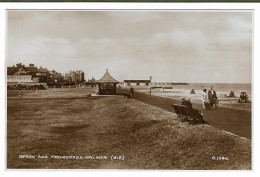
<box><xmin>181</xmin><ymin>98</ymin><xmax>192</xmax><ymax>108</ymax></box>
<box><xmin>239</xmin><ymin>92</ymin><xmax>249</xmax><ymax>103</ymax></box>
<box><xmin>190</xmin><ymin>89</ymin><xmax>195</xmax><ymax>94</ymax></box>
<box><xmin>123</xmin><ymin>89</ymin><xmax>127</xmax><ymax>98</ymax></box>
<box><xmin>229</xmin><ymin>91</ymin><xmax>235</xmax><ymax>97</ymax></box>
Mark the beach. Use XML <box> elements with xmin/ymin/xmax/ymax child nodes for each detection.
<box><xmin>134</xmin><ymin>83</ymin><xmax>252</xmax><ymax>112</ymax></box>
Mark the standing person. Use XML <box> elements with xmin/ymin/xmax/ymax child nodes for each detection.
<box><xmin>19</xmin><ymin>91</ymin><xmax>22</xmax><ymax>98</ymax></box>
<box><xmin>208</xmin><ymin>86</ymin><xmax>218</xmax><ymax>109</ymax></box>
<box><xmin>123</xmin><ymin>88</ymin><xmax>128</xmax><ymax>98</ymax></box>
<box><xmin>202</xmin><ymin>89</ymin><xmax>209</xmax><ymax>109</ymax></box>
<box><xmin>130</xmin><ymin>86</ymin><xmax>134</xmax><ymax>98</ymax></box>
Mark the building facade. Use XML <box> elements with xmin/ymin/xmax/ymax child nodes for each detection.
<box><xmin>123</xmin><ymin>80</ymin><xmax>151</xmax><ymax>87</ymax></box>
<box><xmin>86</xmin><ymin>77</ymin><xmax>97</xmax><ymax>87</ymax></box>
<box><xmin>36</xmin><ymin>67</ymin><xmax>49</xmax><ymax>82</ymax></box>
<box><xmin>63</xmin><ymin>70</ymin><xmax>85</xmax><ymax>83</ymax></box>
<box><xmin>7</xmin><ymin>63</ymin><xmax>38</xmax><ymax>83</ymax></box>
<box><xmin>7</xmin><ymin>75</ymin><xmax>32</xmax><ymax>83</ymax></box>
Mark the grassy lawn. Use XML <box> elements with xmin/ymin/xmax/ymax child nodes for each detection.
<box><xmin>7</xmin><ymin>87</ymin><xmax>98</xmax><ymax>98</ymax></box>
<box><xmin>7</xmin><ymin>90</ymin><xmax>36</xmax><ymax>97</ymax></box>
<box><xmin>7</xmin><ymin>89</ymin><xmax>251</xmax><ymax>169</ymax></box>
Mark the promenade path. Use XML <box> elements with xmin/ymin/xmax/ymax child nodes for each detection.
<box><xmin>131</xmin><ymin>91</ymin><xmax>251</xmax><ymax>139</ymax></box>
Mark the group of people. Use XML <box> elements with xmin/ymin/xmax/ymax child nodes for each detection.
<box><xmin>201</xmin><ymin>86</ymin><xmax>218</xmax><ymax>110</ymax></box>
<box><xmin>180</xmin><ymin>86</ymin><xmax>218</xmax><ymax>110</ymax></box>
<box><xmin>238</xmin><ymin>92</ymin><xmax>249</xmax><ymax>103</ymax></box>
<box><xmin>123</xmin><ymin>87</ymin><xmax>134</xmax><ymax>98</ymax></box>
<box><xmin>181</xmin><ymin>98</ymin><xmax>192</xmax><ymax>108</ymax></box>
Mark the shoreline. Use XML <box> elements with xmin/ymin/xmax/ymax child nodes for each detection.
<box><xmin>136</xmin><ymin>88</ymin><xmax>251</xmax><ymax>112</ymax></box>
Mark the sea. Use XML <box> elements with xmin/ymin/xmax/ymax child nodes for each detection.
<box><xmin>153</xmin><ymin>83</ymin><xmax>252</xmax><ymax>98</ymax></box>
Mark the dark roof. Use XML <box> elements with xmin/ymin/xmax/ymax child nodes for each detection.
<box><xmin>24</xmin><ymin>67</ymin><xmax>37</xmax><ymax>73</ymax></box>
<box><xmin>98</xmin><ymin>69</ymin><xmax>119</xmax><ymax>83</ymax></box>
<box><xmin>124</xmin><ymin>80</ymin><xmax>151</xmax><ymax>83</ymax></box>
<box><xmin>7</xmin><ymin>67</ymin><xmax>19</xmax><ymax>75</ymax></box>
<box><xmin>38</xmin><ymin>68</ymin><xmax>48</xmax><ymax>73</ymax></box>
<box><xmin>7</xmin><ymin>66</ymin><xmax>37</xmax><ymax>75</ymax></box>
<box><xmin>87</xmin><ymin>77</ymin><xmax>97</xmax><ymax>84</ymax></box>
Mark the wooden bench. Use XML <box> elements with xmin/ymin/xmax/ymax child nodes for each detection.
<box><xmin>172</xmin><ymin>104</ymin><xmax>206</xmax><ymax>124</ymax></box>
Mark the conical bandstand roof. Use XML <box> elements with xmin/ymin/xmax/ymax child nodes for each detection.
<box><xmin>98</xmin><ymin>69</ymin><xmax>119</xmax><ymax>83</ymax></box>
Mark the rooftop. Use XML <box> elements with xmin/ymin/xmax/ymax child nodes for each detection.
<box><xmin>88</xmin><ymin>77</ymin><xmax>97</xmax><ymax>84</ymax></box>
<box><xmin>98</xmin><ymin>69</ymin><xmax>119</xmax><ymax>83</ymax></box>
<box><xmin>7</xmin><ymin>66</ymin><xmax>37</xmax><ymax>75</ymax></box>
<box><xmin>124</xmin><ymin>80</ymin><xmax>151</xmax><ymax>83</ymax></box>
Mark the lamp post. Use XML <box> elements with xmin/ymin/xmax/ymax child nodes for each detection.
<box><xmin>149</xmin><ymin>76</ymin><xmax>152</xmax><ymax>94</ymax></box>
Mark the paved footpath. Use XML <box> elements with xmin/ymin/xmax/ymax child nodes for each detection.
<box><xmin>132</xmin><ymin>91</ymin><xmax>251</xmax><ymax>139</ymax></box>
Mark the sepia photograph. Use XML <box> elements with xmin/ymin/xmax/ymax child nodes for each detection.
<box><xmin>6</xmin><ymin>10</ymin><xmax>252</xmax><ymax>170</ymax></box>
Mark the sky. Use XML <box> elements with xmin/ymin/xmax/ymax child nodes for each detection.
<box><xmin>7</xmin><ymin>10</ymin><xmax>252</xmax><ymax>83</ymax></box>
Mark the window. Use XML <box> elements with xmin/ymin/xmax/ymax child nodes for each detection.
<box><xmin>136</xmin><ymin>83</ymin><xmax>140</xmax><ymax>86</ymax></box>
<box><xmin>127</xmin><ymin>83</ymin><xmax>130</xmax><ymax>86</ymax></box>
<box><xmin>146</xmin><ymin>83</ymin><xmax>149</xmax><ymax>86</ymax></box>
